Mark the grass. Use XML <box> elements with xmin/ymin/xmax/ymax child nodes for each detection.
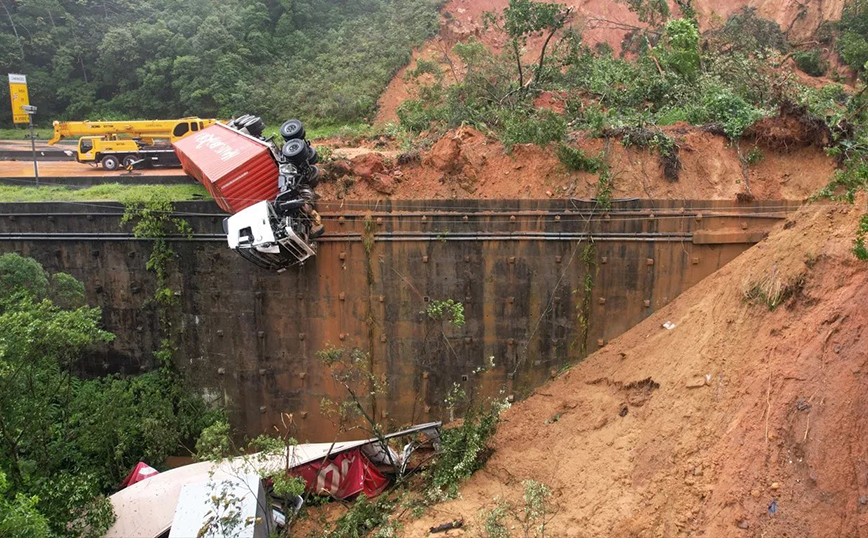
<box><xmin>742</xmin><ymin>267</ymin><xmax>807</xmax><ymax>310</ymax></box>
<box><xmin>0</xmin><ymin>184</ymin><xmax>210</xmax><ymax>203</ymax></box>
<box><xmin>0</xmin><ymin>127</ymin><xmax>55</xmax><ymax>140</ymax></box>
<box><xmin>261</xmin><ymin>122</ymin><xmax>378</xmax><ymax>142</ymax></box>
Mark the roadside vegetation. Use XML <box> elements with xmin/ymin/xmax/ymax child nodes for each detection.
<box><xmin>0</xmin><ymin>0</ymin><xmax>444</xmax><ymax>127</ymax></box>
<box><xmin>0</xmin><ymin>184</ymin><xmax>209</xmax><ymax>203</ymax></box>
<box><xmin>395</xmin><ymin>0</ymin><xmax>868</xmax><ymax>262</ymax></box>
<box><xmin>0</xmin><ymin>253</ymin><xmax>221</xmax><ymax>536</ymax></box>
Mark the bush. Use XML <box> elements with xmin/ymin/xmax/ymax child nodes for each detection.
<box><xmin>838</xmin><ymin>31</ymin><xmax>868</xmax><ymax>72</ymax></box>
<box><xmin>656</xmin><ymin>19</ymin><xmax>700</xmax><ymax>79</ymax></box>
<box><xmin>837</xmin><ymin>0</ymin><xmax>868</xmax><ymax>73</ymax></box>
<box><xmin>557</xmin><ymin>144</ymin><xmax>605</xmax><ymax>172</ymax></box>
<box><xmin>396</xmin><ymin>98</ymin><xmax>443</xmax><ymax>132</ymax></box>
<box><xmin>429</xmin><ymin>401</ymin><xmax>506</xmax><ymax>496</ymax></box>
<box><xmin>793</xmin><ymin>49</ymin><xmax>829</xmax><ymax>77</ymax></box>
<box><xmin>712</xmin><ymin>7</ymin><xmax>787</xmax><ymax>56</ymax></box>
<box><xmin>500</xmin><ymin>109</ymin><xmax>567</xmax><ymax>148</ymax></box>
<box><xmin>703</xmin><ymin>89</ymin><xmax>764</xmax><ymax>139</ymax></box>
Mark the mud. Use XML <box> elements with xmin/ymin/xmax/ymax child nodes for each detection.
<box><xmin>318</xmin><ymin>125</ymin><xmax>837</xmax><ymax>202</ymax></box>
<box><xmin>376</xmin><ymin>0</ymin><xmax>846</xmax><ymax>124</ymax></box>
<box><xmin>402</xmin><ymin>197</ymin><xmax>868</xmax><ymax>537</ymax></box>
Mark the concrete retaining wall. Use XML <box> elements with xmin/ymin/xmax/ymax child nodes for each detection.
<box><xmin>0</xmin><ymin>199</ymin><xmax>797</xmax><ymax>438</ymax></box>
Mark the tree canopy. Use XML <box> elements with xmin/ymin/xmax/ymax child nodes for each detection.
<box><xmin>0</xmin><ymin>253</ymin><xmax>220</xmax><ymax>537</ymax></box>
<box><xmin>0</xmin><ymin>0</ymin><xmax>444</xmax><ymax>126</ymax></box>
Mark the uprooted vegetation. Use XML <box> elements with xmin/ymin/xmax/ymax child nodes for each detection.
<box><xmin>380</xmin><ymin>0</ymin><xmax>868</xmax><ymax>262</ymax></box>
<box><xmin>742</xmin><ymin>265</ymin><xmax>808</xmax><ymax>310</ymax></box>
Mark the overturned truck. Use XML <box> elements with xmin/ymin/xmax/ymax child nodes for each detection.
<box><xmin>173</xmin><ymin>115</ymin><xmax>322</xmax><ymax>271</ymax></box>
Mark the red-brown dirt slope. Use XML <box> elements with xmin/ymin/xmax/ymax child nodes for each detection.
<box><xmin>376</xmin><ymin>0</ymin><xmax>845</xmax><ymax>123</ymax></box>
<box><xmin>319</xmin><ymin>125</ymin><xmax>837</xmax><ymax>201</ymax></box>
<box><xmin>402</xmin><ymin>196</ymin><xmax>868</xmax><ymax>537</ymax></box>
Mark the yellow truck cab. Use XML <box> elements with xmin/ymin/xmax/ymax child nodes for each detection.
<box><xmin>52</xmin><ymin>118</ymin><xmax>216</xmax><ymax>171</ymax></box>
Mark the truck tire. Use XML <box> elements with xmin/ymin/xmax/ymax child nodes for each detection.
<box><xmin>244</xmin><ymin>116</ymin><xmax>265</xmax><ymax>138</ymax></box>
<box><xmin>282</xmin><ymin>139</ymin><xmax>307</xmax><ymax>164</ymax></box>
<box><xmin>122</xmin><ymin>155</ymin><xmax>138</xmax><ymax>168</ymax></box>
<box><xmin>306</xmin><ymin>146</ymin><xmax>318</xmax><ymax>165</ymax></box>
<box><xmin>101</xmin><ymin>155</ymin><xmax>120</xmax><ymax>171</ymax></box>
<box><xmin>306</xmin><ymin>165</ymin><xmax>320</xmax><ymax>187</ymax></box>
<box><xmin>280</xmin><ymin>119</ymin><xmax>305</xmax><ymax>141</ymax></box>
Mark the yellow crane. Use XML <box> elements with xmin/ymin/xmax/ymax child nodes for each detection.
<box><xmin>47</xmin><ymin>117</ymin><xmax>217</xmax><ymax>170</ymax></box>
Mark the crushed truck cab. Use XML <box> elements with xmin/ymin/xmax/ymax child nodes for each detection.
<box><xmin>174</xmin><ymin>115</ymin><xmax>322</xmax><ymax>272</ymax></box>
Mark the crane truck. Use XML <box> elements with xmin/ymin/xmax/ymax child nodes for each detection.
<box><xmin>173</xmin><ymin>114</ymin><xmax>322</xmax><ymax>271</ymax></box>
<box><xmin>48</xmin><ymin>118</ymin><xmax>216</xmax><ymax>170</ymax></box>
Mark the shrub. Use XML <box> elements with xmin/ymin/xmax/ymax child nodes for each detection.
<box><xmin>500</xmin><ymin>109</ymin><xmax>567</xmax><ymax>148</ymax></box>
<box><xmin>327</xmin><ymin>495</ymin><xmax>397</xmax><ymax>537</ymax></box>
<box><xmin>855</xmin><ymin>213</ymin><xmax>868</xmax><ymax>260</ymax></box>
<box><xmin>703</xmin><ymin>89</ymin><xmax>764</xmax><ymax>139</ymax></box>
<box><xmin>838</xmin><ymin>31</ymin><xmax>868</xmax><ymax>72</ymax></box>
<box><xmin>656</xmin><ymin>19</ymin><xmax>700</xmax><ymax>79</ymax></box>
<box><xmin>712</xmin><ymin>7</ymin><xmax>787</xmax><ymax>56</ymax></box>
<box><xmin>429</xmin><ymin>401</ymin><xmax>506</xmax><ymax>496</ymax></box>
<box><xmin>397</xmin><ymin>98</ymin><xmax>443</xmax><ymax>133</ymax></box>
<box><xmin>837</xmin><ymin>0</ymin><xmax>868</xmax><ymax>73</ymax></box>
<box><xmin>793</xmin><ymin>49</ymin><xmax>829</xmax><ymax>77</ymax></box>
<box><xmin>746</xmin><ymin>146</ymin><xmax>764</xmax><ymax>165</ymax></box>
<box><xmin>557</xmin><ymin>144</ymin><xmax>605</xmax><ymax>172</ymax></box>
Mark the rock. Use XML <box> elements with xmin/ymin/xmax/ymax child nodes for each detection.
<box><xmin>859</xmin><ymin>496</ymin><xmax>867</xmax><ymax>505</ymax></box>
<box><xmin>326</xmin><ymin>159</ymin><xmax>353</xmax><ymax>178</ymax></box>
<box><xmin>737</xmin><ymin>520</ymin><xmax>750</xmax><ymax>529</ymax></box>
<box><xmin>686</xmin><ymin>376</ymin><xmax>707</xmax><ymax>388</ymax></box>
<box><xmin>545</xmin><ymin>190</ymin><xmax>553</xmax><ymax>197</ymax></box>
<box><xmin>751</xmin><ymin>489</ymin><xmax>761</xmax><ymax>498</ymax></box>
<box><xmin>770</xmin><ymin>482</ymin><xmax>780</xmax><ymax>490</ymax></box>
<box><xmin>425</xmin><ymin>135</ymin><xmax>463</xmax><ymax>173</ymax></box>
<box><xmin>366</xmin><ymin>173</ymin><xmax>396</xmax><ymax>195</ymax></box>
<box><xmin>350</xmin><ymin>152</ymin><xmax>386</xmax><ymax>180</ymax></box>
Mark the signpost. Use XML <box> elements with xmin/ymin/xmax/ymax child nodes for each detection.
<box><xmin>7</xmin><ymin>74</ymin><xmax>38</xmax><ymax>184</ymax></box>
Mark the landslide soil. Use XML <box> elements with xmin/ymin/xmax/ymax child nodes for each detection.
<box><xmin>376</xmin><ymin>0</ymin><xmax>845</xmax><ymax>124</ymax></box>
<box><xmin>317</xmin><ymin>123</ymin><xmax>836</xmax><ymax>201</ymax></box>
<box><xmin>400</xmin><ymin>197</ymin><xmax>868</xmax><ymax>537</ymax></box>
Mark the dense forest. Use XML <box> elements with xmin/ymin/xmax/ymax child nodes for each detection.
<box><xmin>0</xmin><ymin>0</ymin><xmax>443</xmax><ymax>126</ymax></box>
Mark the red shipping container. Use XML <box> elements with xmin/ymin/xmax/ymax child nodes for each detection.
<box><xmin>173</xmin><ymin>123</ymin><xmax>279</xmax><ymax>214</ymax></box>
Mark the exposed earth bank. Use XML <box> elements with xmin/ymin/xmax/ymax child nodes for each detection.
<box><xmin>375</xmin><ymin>0</ymin><xmax>846</xmax><ymax>124</ymax></box>
<box><xmin>318</xmin><ymin>121</ymin><xmax>837</xmax><ymax>201</ymax></box>
<box><xmin>398</xmin><ymin>195</ymin><xmax>868</xmax><ymax>537</ymax></box>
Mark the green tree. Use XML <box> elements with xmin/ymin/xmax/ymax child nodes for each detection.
<box><xmin>0</xmin><ymin>253</ymin><xmax>219</xmax><ymax>536</ymax></box>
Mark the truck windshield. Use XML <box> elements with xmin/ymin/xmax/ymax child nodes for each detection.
<box><xmin>79</xmin><ymin>138</ymin><xmax>93</xmax><ymax>153</ymax></box>
<box><xmin>173</xmin><ymin>123</ymin><xmax>189</xmax><ymax>137</ymax></box>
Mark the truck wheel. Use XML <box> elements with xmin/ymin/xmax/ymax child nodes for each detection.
<box><xmin>280</xmin><ymin>119</ymin><xmax>305</xmax><ymax>141</ymax></box>
<box><xmin>101</xmin><ymin>155</ymin><xmax>120</xmax><ymax>171</ymax></box>
<box><xmin>306</xmin><ymin>165</ymin><xmax>320</xmax><ymax>187</ymax></box>
<box><xmin>243</xmin><ymin>116</ymin><xmax>265</xmax><ymax>138</ymax></box>
<box><xmin>122</xmin><ymin>155</ymin><xmax>138</xmax><ymax>168</ymax></box>
<box><xmin>306</xmin><ymin>146</ymin><xmax>318</xmax><ymax>165</ymax></box>
<box><xmin>282</xmin><ymin>139</ymin><xmax>307</xmax><ymax>164</ymax></box>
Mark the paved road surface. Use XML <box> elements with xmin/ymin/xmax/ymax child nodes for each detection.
<box><xmin>0</xmin><ymin>160</ymin><xmax>188</xmax><ymax>178</ymax></box>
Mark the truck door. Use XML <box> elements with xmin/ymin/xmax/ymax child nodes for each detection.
<box><xmin>78</xmin><ymin>138</ymin><xmax>94</xmax><ymax>162</ymax></box>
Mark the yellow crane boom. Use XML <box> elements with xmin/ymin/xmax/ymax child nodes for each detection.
<box><xmin>48</xmin><ymin>117</ymin><xmax>216</xmax><ymax>145</ymax></box>
<box><xmin>50</xmin><ymin>117</ymin><xmax>218</xmax><ymax>171</ymax></box>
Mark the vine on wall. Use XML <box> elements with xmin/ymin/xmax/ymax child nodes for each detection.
<box><xmin>121</xmin><ymin>192</ymin><xmax>192</xmax><ymax>368</ymax></box>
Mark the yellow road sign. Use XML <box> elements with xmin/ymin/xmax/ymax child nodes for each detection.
<box><xmin>8</xmin><ymin>74</ymin><xmax>29</xmax><ymax>124</ymax></box>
